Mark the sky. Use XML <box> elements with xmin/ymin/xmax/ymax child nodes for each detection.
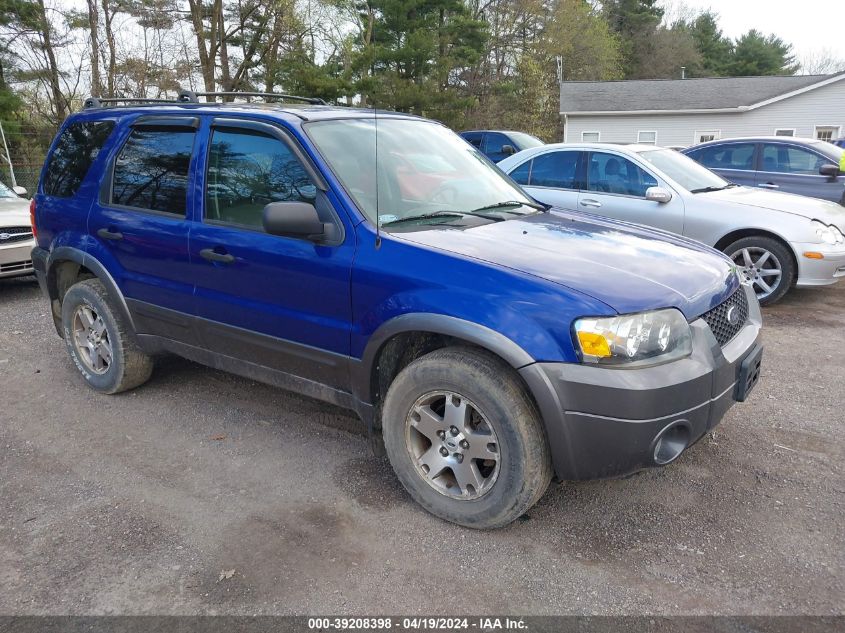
<box><xmin>662</xmin><ymin>0</ymin><xmax>845</xmax><ymax>68</ymax></box>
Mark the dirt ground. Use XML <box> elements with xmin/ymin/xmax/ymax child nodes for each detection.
<box><xmin>1</xmin><ymin>275</ymin><xmax>842</xmax><ymax>616</ymax></box>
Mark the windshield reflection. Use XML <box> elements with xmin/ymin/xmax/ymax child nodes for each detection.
<box><xmin>306</xmin><ymin>118</ymin><xmax>535</xmax><ymax>227</ymax></box>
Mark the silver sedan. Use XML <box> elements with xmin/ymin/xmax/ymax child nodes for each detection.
<box><xmin>0</xmin><ymin>182</ymin><xmax>34</xmax><ymax>279</ymax></box>
<box><xmin>499</xmin><ymin>143</ymin><xmax>845</xmax><ymax>304</ymax></box>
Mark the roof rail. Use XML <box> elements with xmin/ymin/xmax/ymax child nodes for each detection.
<box><xmin>191</xmin><ymin>91</ymin><xmax>326</xmax><ymax>105</ymax></box>
<box><xmin>82</xmin><ymin>89</ymin><xmax>325</xmax><ymax>110</ymax></box>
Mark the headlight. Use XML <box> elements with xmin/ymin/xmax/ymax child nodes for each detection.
<box><xmin>811</xmin><ymin>220</ymin><xmax>845</xmax><ymax>245</ymax></box>
<box><xmin>574</xmin><ymin>309</ymin><xmax>692</xmax><ymax>367</ymax></box>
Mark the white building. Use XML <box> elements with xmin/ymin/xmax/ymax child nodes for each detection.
<box><xmin>560</xmin><ymin>72</ymin><xmax>845</xmax><ymax>148</ymax></box>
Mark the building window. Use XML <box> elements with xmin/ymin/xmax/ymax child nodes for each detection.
<box><xmin>637</xmin><ymin>131</ymin><xmax>657</xmax><ymax>145</ymax></box>
<box><xmin>815</xmin><ymin>125</ymin><xmax>841</xmax><ymax>142</ymax></box>
<box><xmin>581</xmin><ymin>131</ymin><xmax>600</xmax><ymax>142</ymax></box>
<box><xmin>774</xmin><ymin>129</ymin><xmax>796</xmax><ymax>137</ymax></box>
<box><xmin>695</xmin><ymin>130</ymin><xmax>720</xmax><ymax>143</ymax></box>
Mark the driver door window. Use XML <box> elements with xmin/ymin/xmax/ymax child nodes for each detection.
<box><xmin>205</xmin><ymin>128</ymin><xmax>316</xmax><ymax>231</ymax></box>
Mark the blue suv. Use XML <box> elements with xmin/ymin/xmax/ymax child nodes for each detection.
<box><xmin>31</xmin><ymin>92</ymin><xmax>763</xmax><ymax>528</ymax></box>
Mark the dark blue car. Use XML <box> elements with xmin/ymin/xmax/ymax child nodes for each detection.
<box><xmin>683</xmin><ymin>137</ymin><xmax>845</xmax><ymax>205</ymax></box>
<box><xmin>460</xmin><ymin>129</ymin><xmax>544</xmax><ymax>162</ymax></box>
<box><xmin>30</xmin><ymin>92</ymin><xmax>763</xmax><ymax>528</ymax></box>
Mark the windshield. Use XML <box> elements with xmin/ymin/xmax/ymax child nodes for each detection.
<box><xmin>509</xmin><ymin>132</ymin><xmax>544</xmax><ymax>150</ymax></box>
<box><xmin>306</xmin><ymin>118</ymin><xmax>536</xmax><ymax>227</ymax></box>
<box><xmin>638</xmin><ymin>148</ymin><xmax>729</xmax><ymax>192</ymax></box>
<box><xmin>0</xmin><ymin>181</ymin><xmax>17</xmax><ymax>198</ymax></box>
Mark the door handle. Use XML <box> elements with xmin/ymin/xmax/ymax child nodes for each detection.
<box><xmin>200</xmin><ymin>248</ymin><xmax>235</xmax><ymax>264</ymax></box>
<box><xmin>758</xmin><ymin>183</ymin><xmax>780</xmax><ymax>189</ymax></box>
<box><xmin>97</xmin><ymin>227</ymin><xmax>123</xmax><ymax>241</ymax></box>
<box><xmin>580</xmin><ymin>199</ymin><xmax>602</xmax><ymax>208</ymax></box>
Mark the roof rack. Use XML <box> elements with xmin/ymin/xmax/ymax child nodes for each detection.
<box><xmin>83</xmin><ymin>89</ymin><xmax>326</xmax><ymax>109</ymax></box>
<box><xmin>190</xmin><ymin>91</ymin><xmax>326</xmax><ymax>105</ymax></box>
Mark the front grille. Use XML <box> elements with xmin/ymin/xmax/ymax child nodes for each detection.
<box><xmin>701</xmin><ymin>286</ymin><xmax>749</xmax><ymax>347</ymax></box>
<box><xmin>0</xmin><ymin>260</ymin><xmax>33</xmax><ymax>273</ymax></box>
<box><xmin>0</xmin><ymin>226</ymin><xmax>33</xmax><ymax>244</ymax></box>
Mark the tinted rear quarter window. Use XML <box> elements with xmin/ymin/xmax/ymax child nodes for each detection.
<box><xmin>111</xmin><ymin>127</ymin><xmax>195</xmax><ymax>214</ymax></box>
<box><xmin>509</xmin><ymin>159</ymin><xmax>532</xmax><ymax>185</ymax></box>
<box><xmin>43</xmin><ymin>121</ymin><xmax>115</xmax><ymax>198</ymax></box>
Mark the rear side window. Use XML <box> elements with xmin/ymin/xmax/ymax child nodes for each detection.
<box><xmin>462</xmin><ymin>132</ymin><xmax>483</xmax><ymax>149</ymax></box>
<box><xmin>697</xmin><ymin>143</ymin><xmax>756</xmax><ymax>171</ymax></box>
<box><xmin>529</xmin><ymin>151</ymin><xmax>581</xmax><ymax>189</ymax></box>
<box><xmin>111</xmin><ymin>127</ymin><xmax>196</xmax><ymax>215</ymax></box>
<box><xmin>43</xmin><ymin>121</ymin><xmax>115</xmax><ymax>198</ymax></box>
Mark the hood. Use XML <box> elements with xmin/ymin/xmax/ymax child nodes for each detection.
<box><xmin>0</xmin><ymin>197</ymin><xmax>30</xmax><ymax>226</ymax></box>
<box><xmin>703</xmin><ymin>186</ymin><xmax>845</xmax><ymax>229</ymax></box>
<box><xmin>399</xmin><ymin>209</ymin><xmax>738</xmax><ymax>319</ymax></box>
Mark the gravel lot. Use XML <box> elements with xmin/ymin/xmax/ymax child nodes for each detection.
<box><xmin>1</xmin><ymin>275</ymin><xmax>843</xmax><ymax>616</ymax></box>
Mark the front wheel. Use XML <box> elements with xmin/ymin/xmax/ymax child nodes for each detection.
<box><xmin>381</xmin><ymin>347</ymin><xmax>552</xmax><ymax>529</ymax></box>
<box><xmin>724</xmin><ymin>236</ymin><xmax>796</xmax><ymax>305</ymax></box>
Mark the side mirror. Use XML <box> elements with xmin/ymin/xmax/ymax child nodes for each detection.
<box><xmin>820</xmin><ymin>163</ymin><xmax>841</xmax><ymax>178</ymax></box>
<box><xmin>12</xmin><ymin>186</ymin><xmax>27</xmax><ymax>198</ymax></box>
<box><xmin>501</xmin><ymin>144</ymin><xmax>516</xmax><ymax>156</ymax></box>
<box><xmin>645</xmin><ymin>186</ymin><xmax>673</xmax><ymax>203</ymax></box>
<box><xmin>262</xmin><ymin>201</ymin><xmax>336</xmax><ymax>242</ymax></box>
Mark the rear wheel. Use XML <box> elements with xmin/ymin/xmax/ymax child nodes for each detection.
<box><xmin>61</xmin><ymin>278</ymin><xmax>153</xmax><ymax>394</ymax></box>
<box><xmin>724</xmin><ymin>236</ymin><xmax>795</xmax><ymax>305</ymax></box>
<box><xmin>382</xmin><ymin>347</ymin><xmax>552</xmax><ymax>529</ymax></box>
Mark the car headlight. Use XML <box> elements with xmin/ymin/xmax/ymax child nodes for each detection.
<box><xmin>573</xmin><ymin>309</ymin><xmax>692</xmax><ymax>367</ymax></box>
<box><xmin>811</xmin><ymin>220</ymin><xmax>845</xmax><ymax>245</ymax></box>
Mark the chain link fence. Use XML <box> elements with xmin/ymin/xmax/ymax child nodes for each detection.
<box><xmin>0</xmin><ymin>120</ymin><xmax>55</xmax><ymax>194</ymax></box>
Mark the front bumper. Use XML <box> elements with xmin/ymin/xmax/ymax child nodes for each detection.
<box><xmin>792</xmin><ymin>241</ymin><xmax>845</xmax><ymax>287</ymax></box>
<box><xmin>0</xmin><ymin>237</ymin><xmax>35</xmax><ymax>278</ymax></box>
<box><xmin>520</xmin><ymin>284</ymin><xmax>763</xmax><ymax>481</ymax></box>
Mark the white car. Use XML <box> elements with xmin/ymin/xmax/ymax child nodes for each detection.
<box><xmin>0</xmin><ymin>181</ymin><xmax>35</xmax><ymax>279</ymax></box>
<box><xmin>499</xmin><ymin>143</ymin><xmax>845</xmax><ymax>304</ymax></box>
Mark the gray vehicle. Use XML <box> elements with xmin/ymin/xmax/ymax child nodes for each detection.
<box><xmin>682</xmin><ymin>137</ymin><xmax>844</xmax><ymax>205</ymax></box>
<box><xmin>499</xmin><ymin>143</ymin><xmax>845</xmax><ymax>305</ymax></box>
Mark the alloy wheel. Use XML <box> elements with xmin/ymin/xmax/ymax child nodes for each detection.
<box><xmin>730</xmin><ymin>246</ymin><xmax>782</xmax><ymax>302</ymax></box>
<box><xmin>405</xmin><ymin>391</ymin><xmax>500</xmax><ymax>500</ymax></box>
<box><xmin>71</xmin><ymin>304</ymin><xmax>113</xmax><ymax>375</ymax></box>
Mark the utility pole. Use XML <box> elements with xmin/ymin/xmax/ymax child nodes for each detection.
<box><xmin>0</xmin><ymin>121</ymin><xmax>16</xmax><ymax>187</ymax></box>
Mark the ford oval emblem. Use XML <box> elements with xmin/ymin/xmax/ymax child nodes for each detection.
<box><xmin>726</xmin><ymin>305</ymin><xmax>739</xmax><ymax>326</ymax></box>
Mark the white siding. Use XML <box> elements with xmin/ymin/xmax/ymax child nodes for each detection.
<box><xmin>563</xmin><ymin>79</ymin><xmax>845</xmax><ymax>147</ymax></box>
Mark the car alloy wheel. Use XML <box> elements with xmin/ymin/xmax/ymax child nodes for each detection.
<box><xmin>731</xmin><ymin>246</ymin><xmax>782</xmax><ymax>302</ymax></box>
<box><xmin>405</xmin><ymin>391</ymin><xmax>500</xmax><ymax>500</ymax></box>
<box><xmin>71</xmin><ymin>304</ymin><xmax>113</xmax><ymax>375</ymax></box>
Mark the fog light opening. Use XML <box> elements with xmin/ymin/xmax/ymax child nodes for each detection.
<box><xmin>653</xmin><ymin>422</ymin><xmax>691</xmax><ymax>466</ymax></box>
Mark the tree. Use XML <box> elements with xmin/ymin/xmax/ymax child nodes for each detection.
<box><xmin>725</xmin><ymin>30</ymin><xmax>797</xmax><ymax>77</ymax></box>
<box><xmin>646</xmin><ymin>26</ymin><xmax>702</xmax><ymax>79</ymax></box>
<box><xmin>602</xmin><ymin>0</ymin><xmax>664</xmax><ymax>78</ymax></box>
<box><xmin>686</xmin><ymin>11</ymin><xmax>732</xmax><ymax>76</ymax></box>
<box><xmin>348</xmin><ymin>0</ymin><xmax>487</xmax><ymax>125</ymax></box>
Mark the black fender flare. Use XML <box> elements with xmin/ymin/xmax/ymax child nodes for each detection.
<box><xmin>45</xmin><ymin>246</ymin><xmax>136</xmax><ymax>333</ymax></box>
<box><xmin>353</xmin><ymin>313</ymin><xmax>536</xmax><ymax>404</ymax></box>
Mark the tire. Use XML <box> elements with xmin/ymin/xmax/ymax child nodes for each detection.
<box><xmin>723</xmin><ymin>236</ymin><xmax>796</xmax><ymax>306</ymax></box>
<box><xmin>61</xmin><ymin>278</ymin><xmax>153</xmax><ymax>394</ymax></box>
<box><xmin>382</xmin><ymin>347</ymin><xmax>552</xmax><ymax>529</ymax></box>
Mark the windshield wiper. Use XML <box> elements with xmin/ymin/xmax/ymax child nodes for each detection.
<box><xmin>690</xmin><ymin>184</ymin><xmax>734</xmax><ymax>194</ymax></box>
<box><xmin>380</xmin><ymin>211</ymin><xmax>468</xmax><ymax>227</ymax></box>
<box><xmin>471</xmin><ymin>200</ymin><xmax>547</xmax><ymax>213</ymax></box>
